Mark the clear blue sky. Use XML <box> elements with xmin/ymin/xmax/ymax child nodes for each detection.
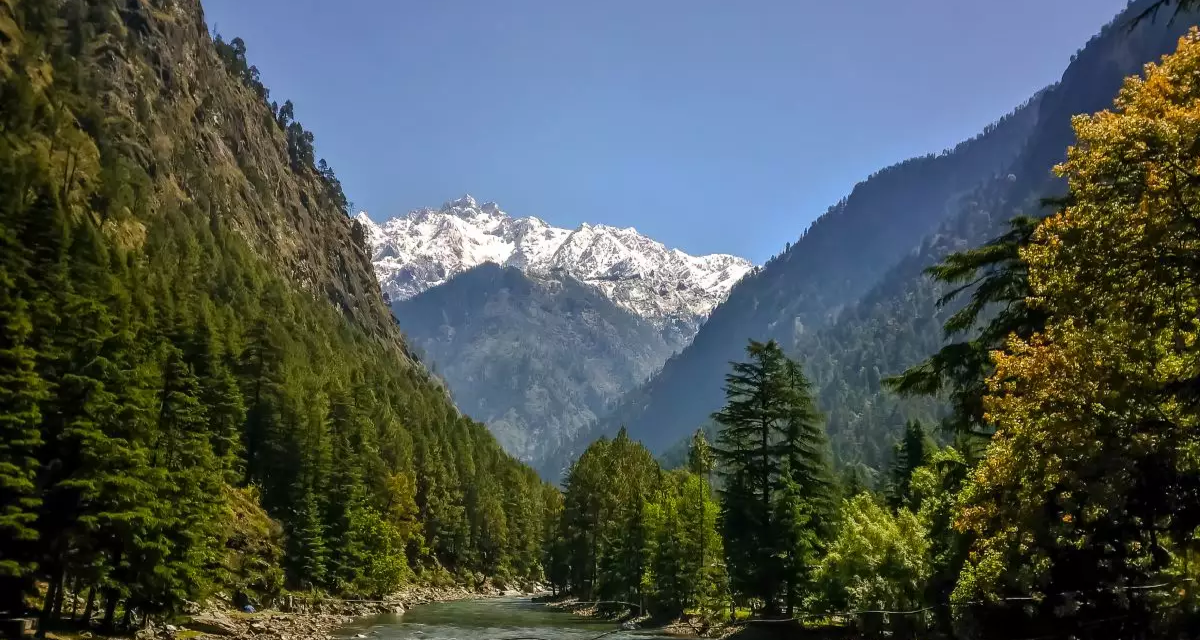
<box><xmin>203</xmin><ymin>0</ymin><xmax>1129</xmax><ymax>263</ymax></box>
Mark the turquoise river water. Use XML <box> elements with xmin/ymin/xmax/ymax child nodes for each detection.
<box><xmin>335</xmin><ymin>597</ymin><xmax>682</xmax><ymax>640</ymax></box>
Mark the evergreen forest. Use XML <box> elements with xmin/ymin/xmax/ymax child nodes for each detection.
<box><xmin>0</xmin><ymin>0</ymin><xmax>556</xmax><ymax>632</ymax></box>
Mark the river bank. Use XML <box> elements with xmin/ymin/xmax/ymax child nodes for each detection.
<box><xmin>533</xmin><ymin>595</ymin><xmax>728</xmax><ymax>639</ymax></box>
<box><xmin>115</xmin><ymin>583</ymin><xmax>546</xmax><ymax>640</ymax></box>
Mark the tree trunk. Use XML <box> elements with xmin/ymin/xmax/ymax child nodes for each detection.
<box><xmin>50</xmin><ymin>573</ymin><xmax>65</xmax><ymax>622</ymax></box>
<box><xmin>38</xmin><ymin>566</ymin><xmax>63</xmax><ymax>634</ymax></box>
<box><xmin>70</xmin><ymin>575</ymin><xmax>79</xmax><ymax>620</ymax></box>
<box><xmin>121</xmin><ymin>600</ymin><xmax>132</xmax><ymax>630</ymax></box>
<box><xmin>82</xmin><ymin>587</ymin><xmax>96</xmax><ymax>625</ymax></box>
<box><xmin>102</xmin><ymin>588</ymin><xmax>118</xmax><ymax>631</ymax></box>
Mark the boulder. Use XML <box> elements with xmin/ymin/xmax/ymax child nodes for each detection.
<box><xmin>187</xmin><ymin>614</ymin><xmax>240</xmax><ymax>636</ymax></box>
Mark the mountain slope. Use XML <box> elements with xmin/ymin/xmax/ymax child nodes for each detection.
<box><xmin>799</xmin><ymin>2</ymin><xmax>1200</xmax><ymax>470</ymax></box>
<box><xmin>573</xmin><ymin>0</ymin><xmax>1197</xmax><ymax>475</ymax></box>
<box><xmin>363</xmin><ymin>197</ymin><xmax>751</xmax><ymax>467</ymax></box>
<box><xmin>0</xmin><ymin>0</ymin><xmax>552</xmax><ymax>615</ymax></box>
<box><xmin>358</xmin><ymin>196</ymin><xmax>753</xmax><ymax>341</ymax></box>
<box><xmin>562</xmin><ymin>85</ymin><xmax>1043</xmax><ymax>465</ymax></box>
<box><xmin>393</xmin><ymin>264</ymin><xmax>677</xmax><ymax>464</ymax></box>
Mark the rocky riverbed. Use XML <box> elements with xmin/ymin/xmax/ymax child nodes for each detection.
<box><xmin>133</xmin><ymin>584</ymin><xmax>545</xmax><ymax>640</ymax></box>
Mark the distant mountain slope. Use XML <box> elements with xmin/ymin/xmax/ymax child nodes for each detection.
<box><xmin>562</xmin><ymin>85</ymin><xmax>1043</xmax><ymax>465</ymax></box>
<box><xmin>571</xmin><ymin>0</ymin><xmax>1196</xmax><ymax>476</ymax></box>
<box><xmin>358</xmin><ymin>196</ymin><xmax>753</xmax><ymax>342</ymax></box>
<box><xmin>799</xmin><ymin>2</ymin><xmax>1199</xmax><ymax>470</ymax></box>
<box><xmin>393</xmin><ymin>264</ymin><xmax>678</xmax><ymax>465</ymax></box>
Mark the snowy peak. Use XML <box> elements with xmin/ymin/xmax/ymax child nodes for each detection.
<box><xmin>361</xmin><ymin>196</ymin><xmax>753</xmax><ymax>331</ymax></box>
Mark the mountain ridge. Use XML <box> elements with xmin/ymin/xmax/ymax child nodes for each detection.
<box><xmin>556</xmin><ymin>0</ymin><xmax>1195</xmax><ymax>478</ymax></box>
<box><xmin>357</xmin><ymin>195</ymin><xmax>753</xmax><ymax>341</ymax></box>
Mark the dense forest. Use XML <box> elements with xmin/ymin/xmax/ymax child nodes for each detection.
<box><xmin>0</xmin><ymin>0</ymin><xmax>555</xmax><ymax>632</ymax></box>
<box><xmin>547</xmin><ymin>27</ymin><xmax>1200</xmax><ymax>639</ymax></box>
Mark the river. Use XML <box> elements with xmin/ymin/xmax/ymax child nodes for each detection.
<box><xmin>335</xmin><ymin>597</ymin><xmax>683</xmax><ymax>640</ymax></box>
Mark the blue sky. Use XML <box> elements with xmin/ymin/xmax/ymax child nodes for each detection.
<box><xmin>203</xmin><ymin>0</ymin><xmax>1129</xmax><ymax>263</ymax></box>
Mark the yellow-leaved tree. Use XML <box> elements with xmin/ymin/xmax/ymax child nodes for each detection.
<box><xmin>952</xmin><ymin>28</ymin><xmax>1200</xmax><ymax>637</ymax></box>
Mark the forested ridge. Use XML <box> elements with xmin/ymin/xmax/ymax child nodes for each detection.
<box><xmin>562</xmin><ymin>0</ymin><xmax>1200</xmax><ymax>479</ymax></box>
<box><xmin>0</xmin><ymin>0</ymin><xmax>555</xmax><ymax>632</ymax></box>
<box><xmin>562</xmin><ymin>82</ymin><xmax>1045</xmax><ymax>467</ymax></box>
<box><xmin>547</xmin><ymin>26</ymin><xmax>1200</xmax><ymax>638</ymax></box>
<box><xmin>794</xmin><ymin>0</ymin><xmax>1199</xmax><ymax>474</ymax></box>
<box><xmin>392</xmin><ymin>263</ymin><xmax>679</xmax><ymax>468</ymax></box>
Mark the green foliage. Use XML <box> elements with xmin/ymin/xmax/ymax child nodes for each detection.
<box><xmin>0</xmin><ymin>0</ymin><xmax>553</xmax><ymax>626</ymax></box>
<box><xmin>814</xmin><ymin>494</ymin><xmax>930</xmax><ymax>612</ymax></box>
<box><xmin>553</xmin><ymin>432</ymin><xmax>726</xmax><ymax>621</ymax></box>
<box><xmin>0</xmin><ymin>263</ymin><xmax>45</xmax><ymax>586</ymax></box>
<box><xmin>333</xmin><ymin>497</ymin><xmax>409</xmax><ymax>597</ymax></box>
<box><xmin>884</xmin><ymin>216</ymin><xmax>1046</xmax><ymax>440</ymax></box>
<box><xmin>885</xmin><ymin>420</ymin><xmax>934</xmax><ymax>510</ymax></box>
<box><xmin>558</xmin><ymin>430</ymin><xmax>660</xmax><ymax>604</ymax></box>
<box><xmin>909</xmin><ymin>447</ymin><xmax>968</xmax><ymax>612</ymax></box>
<box><xmin>712</xmin><ymin>340</ymin><xmax>833</xmax><ymax>614</ymax></box>
<box><xmin>643</xmin><ymin>470</ymin><xmax>726</xmax><ymax>618</ymax></box>
<box><xmin>953</xmin><ymin>30</ymin><xmax>1200</xmax><ymax>636</ymax></box>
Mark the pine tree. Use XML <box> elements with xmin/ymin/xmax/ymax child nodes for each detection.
<box><xmin>239</xmin><ymin>317</ymin><xmax>284</xmax><ymax>485</ymax></box>
<box><xmin>713</xmin><ymin>340</ymin><xmax>832</xmax><ymax>614</ymax></box>
<box><xmin>645</xmin><ymin>476</ymin><xmax>688</xmax><ymax>617</ymax></box>
<box><xmin>773</xmin><ymin>359</ymin><xmax>831</xmax><ymax>615</ymax></box>
<box><xmin>886</xmin><ymin>420</ymin><xmax>933</xmax><ymax>510</ymax></box>
<box><xmin>146</xmin><ymin>345</ymin><xmax>226</xmax><ymax>614</ymax></box>
<box><xmin>772</xmin><ymin>471</ymin><xmax>820</xmax><ymax>617</ymax></box>
<box><xmin>685</xmin><ymin>430</ymin><xmax>722</xmax><ymax>619</ymax></box>
<box><xmin>186</xmin><ymin>312</ymin><xmax>247</xmax><ymax>482</ymax></box>
<box><xmin>0</xmin><ymin>269</ymin><xmax>46</xmax><ymax>611</ymax></box>
<box><xmin>713</xmin><ymin>340</ymin><xmax>787</xmax><ymax>611</ymax></box>
<box><xmin>288</xmin><ymin>488</ymin><xmax>328</xmax><ymax>589</ymax></box>
<box><xmin>202</xmin><ymin>363</ymin><xmax>246</xmax><ymax>483</ymax></box>
<box><xmin>885</xmin><ymin>216</ymin><xmax>1046</xmax><ymax>438</ymax></box>
<box><xmin>44</xmin><ymin>295</ymin><xmax>158</xmax><ymax>631</ymax></box>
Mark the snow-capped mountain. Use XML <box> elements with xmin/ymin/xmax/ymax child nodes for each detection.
<box><xmin>356</xmin><ymin>195</ymin><xmax>753</xmax><ymax>335</ymax></box>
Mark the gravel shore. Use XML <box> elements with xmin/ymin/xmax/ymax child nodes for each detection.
<box><xmin>134</xmin><ymin>584</ymin><xmax>543</xmax><ymax>640</ymax></box>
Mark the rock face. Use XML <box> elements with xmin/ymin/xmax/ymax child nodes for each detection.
<box><xmin>357</xmin><ymin>195</ymin><xmax>752</xmax><ymax>340</ymax></box>
<box><xmin>60</xmin><ymin>0</ymin><xmax>401</xmax><ymax>349</ymax></box>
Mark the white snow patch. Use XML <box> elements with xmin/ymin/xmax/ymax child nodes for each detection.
<box><xmin>360</xmin><ymin>195</ymin><xmax>755</xmax><ymax>331</ymax></box>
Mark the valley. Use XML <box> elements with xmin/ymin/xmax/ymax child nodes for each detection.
<box><xmin>359</xmin><ymin>196</ymin><xmax>751</xmax><ymax>466</ymax></box>
<box><xmin>3</xmin><ymin>0</ymin><xmax>1200</xmax><ymax>639</ymax></box>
